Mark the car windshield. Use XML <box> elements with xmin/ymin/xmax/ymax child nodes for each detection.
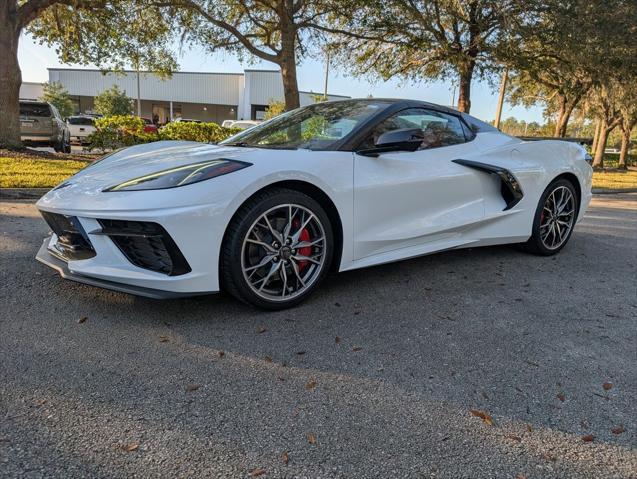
<box><xmin>20</xmin><ymin>103</ymin><xmax>51</xmax><ymax>118</ymax></box>
<box><xmin>219</xmin><ymin>100</ymin><xmax>390</xmax><ymax>150</ymax></box>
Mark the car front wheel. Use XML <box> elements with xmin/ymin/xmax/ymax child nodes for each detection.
<box><xmin>524</xmin><ymin>178</ymin><xmax>579</xmax><ymax>255</ymax></box>
<box><xmin>220</xmin><ymin>188</ymin><xmax>334</xmax><ymax>309</ymax></box>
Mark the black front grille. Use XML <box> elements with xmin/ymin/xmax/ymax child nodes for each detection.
<box><xmin>40</xmin><ymin>211</ymin><xmax>96</xmax><ymax>260</ymax></box>
<box><xmin>97</xmin><ymin>219</ymin><xmax>191</xmax><ymax>276</ymax></box>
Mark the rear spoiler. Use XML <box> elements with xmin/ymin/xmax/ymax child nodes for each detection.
<box><xmin>517</xmin><ymin>136</ymin><xmax>593</xmax><ymax>146</ymax></box>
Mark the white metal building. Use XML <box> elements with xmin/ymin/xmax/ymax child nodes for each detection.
<box><xmin>39</xmin><ymin>68</ymin><xmax>348</xmax><ymax>124</ymax></box>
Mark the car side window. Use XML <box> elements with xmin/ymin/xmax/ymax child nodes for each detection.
<box><xmin>359</xmin><ymin>108</ymin><xmax>469</xmax><ymax>150</ymax></box>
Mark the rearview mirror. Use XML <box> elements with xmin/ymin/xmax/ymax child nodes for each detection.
<box><xmin>357</xmin><ymin>128</ymin><xmax>424</xmax><ymax>157</ymax></box>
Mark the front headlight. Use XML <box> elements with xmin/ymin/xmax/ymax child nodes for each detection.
<box><xmin>104</xmin><ymin>159</ymin><xmax>251</xmax><ymax>192</ymax></box>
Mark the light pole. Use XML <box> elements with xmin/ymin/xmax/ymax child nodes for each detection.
<box><xmin>494</xmin><ymin>68</ymin><xmax>508</xmax><ymax>129</ymax></box>
<box><xmin>323</xmin><ymin>50</ymin><xmax>330</xmax><ymax>101</ymax></box>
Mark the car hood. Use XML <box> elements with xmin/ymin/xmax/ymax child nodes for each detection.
<box><xmin>71</xmin><ymin>141</ymin><xmax>257</xmax><ymax>186</ymax></box>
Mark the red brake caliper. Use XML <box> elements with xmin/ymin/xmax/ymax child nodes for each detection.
<box><xmin>296</xmin><ymin>224</ymin><xmax>312</xmax><ymax>271</ymax></box>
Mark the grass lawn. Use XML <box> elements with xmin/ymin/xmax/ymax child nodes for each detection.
<box><xmin>591</xmin><ymin>168</ymin><xmax>637</xmax><ymax>191</ymax></box>
<box><xmin>0</xmin><ymin>157</ymin><xmax>90</xmax><ymax>188</ymax></box>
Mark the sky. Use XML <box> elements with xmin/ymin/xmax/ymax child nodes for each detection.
<box><xmin>18</xmin><ymin>33</ymin><xmax>545</xmax><ymax>124</ymax></box>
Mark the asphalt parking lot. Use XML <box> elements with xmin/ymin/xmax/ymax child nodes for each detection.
<box><xmin>1</xmin><ymin>194</ymin><xmax>635</xmax><ymax>478</ymax></box>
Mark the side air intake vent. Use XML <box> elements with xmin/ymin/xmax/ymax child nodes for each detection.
<box><xmin>96</xmin><ymin>219</ymin><xmax>191</xmax><ymax>276</ymax></box>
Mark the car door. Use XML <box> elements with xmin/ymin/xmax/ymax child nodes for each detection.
<box><xmin>353</xmin><ymin>107</ymin><xmax>486</xmax><ymax>260</ymax></box>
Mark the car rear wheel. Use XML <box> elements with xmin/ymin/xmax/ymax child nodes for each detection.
<box><xmin>220</xmin><ymin>188</ymin><xmax>333</xmax><ymax>309</ymax></box>
<box><xmin>524</xmin><ymin>178</ymin><xmax>579</xmax><ymax>255</ymax></box>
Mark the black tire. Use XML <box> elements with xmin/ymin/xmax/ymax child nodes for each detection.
<box><xmin>63</xmin><ymin>134</ymin><xmax>72</xmax><ymax>153</ymax></box>
<box><xmin>220</xmin><ymin>188</ymin><xmax>334</xmax><ymax>310</ymax></box>
<box><xmin>523</xmin><ymin>178</ymin><xmax>579</xmax><ymax>256</ymax></box>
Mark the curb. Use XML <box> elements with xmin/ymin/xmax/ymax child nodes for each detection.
<box><xmin>592</xmin><ymin>188</ymin><xmax>637</xmax><ymax>195</ymax></box>
<box><xmin>0</xmin><ymin>188</ymin><xmax>51</xmax><ymax>200</ymax></box>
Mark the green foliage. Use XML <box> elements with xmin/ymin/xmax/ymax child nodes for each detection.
<box><xmin>86</xmin><ymin>115</ymin><xmax>154</xmax><ymax>151</ymax></box>
<box><xmin>27</xmin><ymin>1</ymin><xmax>178</xmax><ymax>76</ymax></box>
<box><xmin>263</xmin><ymin>100</ymin><xmax>286</xmax><ymax>120</ymax></box>
<box><xmin>158</xmin><ymin>122</ymin><xmax>241</xmax><ymax>143</ymax></box>
<box><xmin>40</xmin><ymin>82</ymin><xmax>74</xmax><ymax>119</ymax></box>
<box><xmin>93</xmin><ymin>86</ymin><xmax>133</xmax><ymax>117</ymax></box>
<box><xmin>87</xmin><ymin>116</ymin><xmax>240</xmax><ymax>150</ymax></box>
<box><xmin>327</xmin><ymin>0</ymin><xmax>526</xmax><ymax>112</ymax></box>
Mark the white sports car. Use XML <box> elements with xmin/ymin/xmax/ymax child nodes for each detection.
<box><xmin>36</xmin><ymin>99</ymin><xmax>593</xmax><ymax>309</ymax></box>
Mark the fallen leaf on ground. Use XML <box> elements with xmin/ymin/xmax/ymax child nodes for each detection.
<box><xmin>121</xmin><ymin>443</ymin><xmax>139</xmax><ymax>452</ymax></box>
<box><xmin>78</xmin><ymin>316</ymin><xmax>88</xmax><ymax>324</ymax></box>
<box><xmin>281</xmin><ymin>451</ymin><xmax>289</xmax><ymax>465</ymax></box>
<box><xmin>506</xmin><ymin>434</ymin><xmax>522</xmax><ymax>442</ymax></box>
<box><xmin>35</xmin><ymin>399</ymin><xmax>47</xmax><ymax>407</ymax></box>
<box><xmin>335</xmin><ymin>336</ymin><xmax>341</xmax><ymax>343</ymax></box>
<box><xmin>185</xmin><ymin>384</ymin><xmax>200</xmax><ymax>392</ymax></box>
<box><xmin>541</xmin><ymin>452</ymin><xmax>556</xmax><ymax>462</ymax></box>
<box><xmin>249</xmin><ymin>467</ymin><xmax>266</xmax><ymax>477</ymax></box>
<box><xmin>611</xmin><ymin>426</ymin><xmax>625</xmax><ymax>435</ymax></box>
<box><xmin>264</xmin><ymin>356</ymin><xmax>273</xmax><ymax>363</ymax></box>
<box><xmin>352</xmin><ymin>346</ymin><xmax>362</xmax><ymax>352</ymax></box>
<box><xmin>307</xmin><ymin>433</ymin><xmax>316</xmax><ymax>444</ymax></box>
<box><xmin>582</xmin><ymin>434</ymin><xmax>595</xmax><ymax>442</ymax></box>
<box><xmin>218</xmin><ymin>351</ymin><xmax>225</xmax><ymax>358</ymax></box>
<box><xmin>603</xmin><ymin>382</ymin><xmax>613</xmax><ymax>391</ymax></box>
<box><xmin>305</xmin><ymin>378</ymin><xmax>316</xmax><ymax>390</ymax></box>
<box><xmin>515</xmin><ymin>474</ymin><xmax>528</xmax><ymax>479</ymax></box>
<box><xmin>526</xmin><ymin>425</ymin><xmax>534</xmax><ymax>432</ymax></box>
<box><xmin>557</xmin><ymin>393</ymin><xmax>565</xmax><ymax>402</ymax></box>
<box><xmin>158</xmin><ymin>335</ymin><xmax>169</xmax><ymax>343</ymax></box>
<box><xmin>258</xmin><ymin>327</ymin><xmax>267</xmax><ymax>334</ymax></box>
<box><xmin>296</xmin><ymin>351</ymin><xmax>306</xmax><ymax>355</ymax></box>
<box><xmin>470</xmin><ymin>409</ymin><xmax>494</xmax><ymax>426</ymax></box>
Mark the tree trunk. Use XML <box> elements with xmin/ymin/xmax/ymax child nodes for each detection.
<box><xmin>0</xmin><ymin>5</ymin><xmax>23</xmax><ymax>149</ymax></box>
<box><xmin>279</xmin><ymin>24</ymin><xmax>300</xmax><ymax>111</ymax></box>
<box><xmin>553</xmin><ymin>95</ymin><xmax>576</xmax><ymax>138</ymax></box>
<box><xmin>456</xmin><ymin>65</ymin><xmax>474</xmax><ymax>113</ymax></box>
<box><xmin>593</xmin><ymin>121</ymin><xmax>609</xmax><ymax>168</ymax></box>
<box><xmin>618</xmin><ymin>128</ymin><xmax>630</xmax><ymax>169</ymax></box>
<box><xmin>591</xmin><ymin>119</ymin><xmax>601</xmax><ymax>154</ymax></box>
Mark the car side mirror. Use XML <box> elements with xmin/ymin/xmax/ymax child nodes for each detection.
<box><xmin>357</xmin><ymin>128</ymin><xmax>424</xmax><ymax>157</ymax></box>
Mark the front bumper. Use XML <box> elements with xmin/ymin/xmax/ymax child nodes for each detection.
<box><xmin>36</xmin><ymin>239</ymin><xmax>207</xmax><ymax>299</ymax></box>
<box><xmin>35</xmin><ymin>202</ymin><xmax>225</xmax><ymax>297</ymax></box>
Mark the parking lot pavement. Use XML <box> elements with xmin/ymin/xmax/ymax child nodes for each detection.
<box><xmin>1</xmin><ymin>194</ymin><xmax>635</xmax><ymax>478</ymax></box>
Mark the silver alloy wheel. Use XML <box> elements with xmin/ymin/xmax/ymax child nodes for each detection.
<box><xmin>241</xmin><ymin>203</ymin><xmax>327</xmax><ymax>302</ymax></box>
<box><xmin>540</xmin><ymin>185</ymin><xmax>576</xmax><ymax>250</ymax></box>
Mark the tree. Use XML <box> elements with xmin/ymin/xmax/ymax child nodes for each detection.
<box><xmin>263</xmin><ymin>99</ymin><xmax>286</xmax><ymax>120</ymax></box>
<box><xmin>0</xmin><ymin>0</ymin><xmax>177</xmax><ymax>149</ymax></box>
<box><xmin>325</xmin><ymin>0</ymin><xmax>527</xmax><ymax>113</ymax></box>
<box><xmin>505</xmin><ymin>0</ymin><xmax>637</xmax><ymax>138</ymax></box>
<box><xmin>93</xmin><ymin>86</ymin><xmax>133</xmax><ymax>116</ymax></box>
<box><xmin>616</xmin><ymin>84</ymin><xmax>637</xmax><ymax>169</ymax></box>
<box><xmin>170</xmin><ymin>0</ymin><xmax>343</xmax><ymax>111</ymax></box>
<box><xmin>40</xmin><ymin>82</ymin><xmax>74</xmax><ymax>118</ymax></box>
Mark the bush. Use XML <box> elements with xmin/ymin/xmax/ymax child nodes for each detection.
<box><xmin>86</xmin><ymin>116</ymin><xmax>241</xmax><ymax>151</ymax></box>
<box><xmin>94</xmin><ymin>85</ymin><xmax>133</xmax><ymax>116</ymax></box>
<box><xmin>86</xmin><ymin>115</ymin><xmax>155</xmax><ymax>151</ymax></box>
<box><xmin>604</xmin><ymin>152</ymin><xmax>637</xmax><ymax>168</ymax></box>
<box><xmin>158</xmin><ymin>121</ymin><xmax>241</xmax><ymax>143</ymax></box>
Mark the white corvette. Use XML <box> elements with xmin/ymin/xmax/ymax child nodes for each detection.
<box><xmin>36</xmin><ymin>99</ymin><xmax>593</xmax><ymax>309</ymax></box>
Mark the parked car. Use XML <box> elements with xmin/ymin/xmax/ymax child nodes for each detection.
<box><xmin>35</xmin><ymin>99</ymin><xmax>593</xmax><ymax>310</ymax></box>
<box><xmin>172</xmin><ymin>118</ymin><xmax>202</xmax><ymax>124</ymax></box>
<box><xmin>223</xmin><ymin>120</ymin><xmax>261</xmax><ymax>130</ymax></box>
<box><xmin>20</xmin><ymin>100</ymin><xmax>71</xmax><ymax>153</ymax></box>
<box><xmin>66</xmin><ymin>115</ymin><xmax>96</xmax><ymax>144</ymax></box>
<box><xmin>142</xmin><ymin>118</ymin><xmax>158</xmax><ymax>134</ymax></box>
